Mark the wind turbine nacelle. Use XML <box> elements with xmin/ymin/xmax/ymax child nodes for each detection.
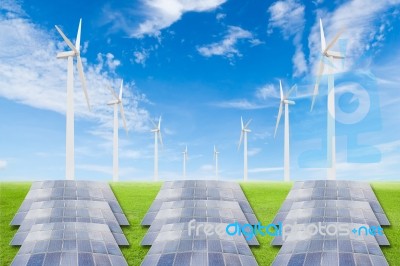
<box><xmin>325</xmin><ymin>50</ymin><xmax>345</xmax><ymax>59</ymax></box>
<box><xmin>56</xmin><ymin>51</ymin><xmax>76</xmax><ymax>59</ymax></box>
<box><xmin>107</xmin><ymin>100</ymin><xmax>120</xmax><ymax>105</ymax></box>
<box><xmin>284</xmin><ymin>100</ymin><xmax>295</xmax><ymax>105</ymax></box>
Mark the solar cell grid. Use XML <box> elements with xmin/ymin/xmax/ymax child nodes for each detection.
<box><xmin>11</xmin><ymin>222</ymin><xmax>128</xmax><ymax>266</ymax></box>
<box><xmin>10</xmin><ymin>181</ymin><xmax>129</xmax><ymax>226</ymax></box>
<box><xmin>141</xmin><ymin>200</ymin><xmax>258</xmax><ymax>246</ymax></box>
<box><xmin>141</xmin><ymin>222</ymin><xmax>258</xmax><ymax>266</ymax></box>
<box><xmin>11</xmin><ymin>200</ymin><xmax>128</xmax><ymax>246</ymax></box>
<box><xmin>142</xmin><ymin>181</ymin><xmax>258</xmax><ymax>226</ymax></box>
<box><xmin>271</xmin><ymin>222</ymin><xmax>389</xmax><ymax>266</ymax></box>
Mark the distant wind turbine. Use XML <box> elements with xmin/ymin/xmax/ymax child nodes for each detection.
<box><xmin>151</xmin><ymin>116</ymin><xmax>163</xmax><ymax>181</ymax></box>
<box><xmin>274</xmin><ymin>80</ymin><xmax>296</xmax><ymax>182</ymax></box>
<box><xmin>55</xmin><ymin>18</ymin><xmax>90</xmax><ymax>180</ymax></box>
<box><xmin>107</xmin><ymin>80</ymin><xmax>128</xmax><ymax>182</ymax></box>
<box><xmin>238</xmin><ymin>117</ymin><xmax>252</xmax><ymax>182</ymax></box>
<box><xmin>214</xmin><ymin>145</ymin><xmax>219</xmax><ymax>180</ymax></box>
<box><xmin>182</xmin><ymin>145</ymin><xmax>188</xmax><ymax>179</ymax></box>
<box><xmin>311</xmin><ymin>18</ymin><xmax>345</xmax><ymax>180</ymax></box>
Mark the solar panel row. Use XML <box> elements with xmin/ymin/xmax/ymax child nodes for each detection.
<box><xmin>141</xmin><ymin>180</ymin><xmax>259</xmax><ymax>265</ymax></box>
<box><xmin>271</xmin><ymin>180</ymin><xmax>390</xmax><ymax>266</ymax></box>
<box><xmin>10</xmin><ymin>181</ymin><xmax>129</xmax><ymax>266</ymax></box>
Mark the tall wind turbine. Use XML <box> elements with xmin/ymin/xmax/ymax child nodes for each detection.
<box><xmin>107</xmin><ymin>80</ymin><xmax>128</xmax><ymax>182</ymax></box>
<box><xmin>55</xmin><ymin>19</ymin><xmax>90</xmax><ymax>180</ymax></box>
<box><xmin>182</xmin><ymin>145</ymin><xmax>188</xmax><ymax>179</ymax></box>
<box><xmin>238</xmin><ymin>117</ymin><xmax>252</xmax><ymax>182</ymax></box>
<box><xmin>311</xmin><ymin>19</ymin><xmax>345</xmax><ymax>180</ymax></box>
<box><xmin>214</xmin><ymin>145</ymin><xmax>219</xmax><ymax>180</ymax></box>
<box><xmin>151</xmin><ymin>117</ymin><xmax>163</xmax><ymax>181</ymax></box>
<box><xmin>274</xmin><ymin>80</ymin><xmax>296</xmax><ymax>182</ymax></box>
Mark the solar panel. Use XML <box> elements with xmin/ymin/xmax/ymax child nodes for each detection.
<box><xmin>141</xmin><ymin>222</ymin><xmax>258</xmax><ymax>266</ymax></box>
<box><xmin>11</xmin><ymin>200</ymin><xmax>128</xmax><ymax>246</ymax></box>
<box><xmin>271</xmin><ymin>222</ymin><xmax>389</xmax><ymax>266</ymax></box>
<box><xmin>281</xmin><ymin>181</ymin><xmax>389</xmax><ymax>225</ymax></box>
<box><xmin>11</xmin><ymin>222</ymin><xmax>128</xmax><ymax>266</ymax></box>
<box><xmin>272</xmin><ymin>199</ymin><xmax>382</xmax><ymax>228</ymax></box>
<box><xmin>141</xmin><ymin>200</ymin><xmax>259</xmax><ymax>246</ymax></box>
<box><xmin>141</xmin><ymin>180</ymin><xmax>257</xmax><ymax>226</ymax></box>
<box><xmin>10</xmin><ymin>181</ymin><xmax>129</xmax><ymax>226</ymax></box>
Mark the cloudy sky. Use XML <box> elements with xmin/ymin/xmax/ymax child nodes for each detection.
<box><xmin>0</xmin><ymin>0</ymin><xmax>399</xmax><ymax>181</ymax></box>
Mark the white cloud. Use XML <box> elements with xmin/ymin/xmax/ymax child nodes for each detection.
<box><xmin>216</xmin><ymin>13</ymin><xmax>226</xmax><ymax>21</ymax></box>
<box><xmin>255</xmin><ymin>84</ymin><xmax>279</xmax><ymax>100</ymax></box>
<box><xmin>104</xmin><ymin>0</ymin><xmax>227</xmax><ymax>38</ymax></box>
<box><xmin>248</xmin><ymin>148</ymin><xmax>261</xmax><ymax>157</ymax></box>
<box><xmin>307</xmin><ymin>0</ymin><xmax>400</xmax><ymax>76</ymax></box>
<box><xmin>267</xmin><ymin>0</ymin><xmax>305</xmax><ymax>39</ymax></box>
<box><xmin>0</xmin><ymin>160</ymin><xmax>7</xmax><ymax>169</ymax></box>
<box><xmin>267</xmin><ymin>0</ymin><xmax>307</xmax><ymax>76</ymax></box>
<box><xmin>0</xmin><ymin>3</ymin><xmax>150</xmax><ymax>134</ymax></box>
<box><xmin>197</xmin><ymin>26</ymin><xmax>261</xmax><ymax>61</ymax></box>
<box><xmin>200</xmin><ymin>164</ymin><xmax>214</xmax><ymax>171</ymax></box>
<box><xmin>133</xmin><ymin>49</ymin><xmax>150</xmax><ymax>66</ymax></box>
<box><xmin>212</xmin><ymin>99</ymin><xmax>269</xmax><ymax>110</ymax></box>
<box><xmin>249</xmin><ymin>167</ymin><xmax>283</xmax><ymax>173</ymax></box>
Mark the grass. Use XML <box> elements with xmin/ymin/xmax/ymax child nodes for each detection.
<box><xmin>0</xmin><ymin>181</ymin><xmax>399</xmax><ymax>265</ymax></box>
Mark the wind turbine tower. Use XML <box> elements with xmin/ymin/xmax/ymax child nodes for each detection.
<box><xmin>55</xmin><ymin>19</ymin><xmax>90</xmax><ymax>180</ymax></box>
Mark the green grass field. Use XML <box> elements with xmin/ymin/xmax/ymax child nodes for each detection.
<box><xmin>0</xmin><ymin>182</ymin><xmax>399</xmax><ymax>265</ymax></box>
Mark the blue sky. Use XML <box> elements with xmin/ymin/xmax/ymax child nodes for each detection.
<box><xmin>0</xmin><ymin>0</ymin><xmax>399</xmax><ymax>181</ymax></box>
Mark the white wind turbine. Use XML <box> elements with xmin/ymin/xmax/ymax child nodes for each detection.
<box><xmin>55</xmin><ymin>18</ymin><xmax>90</xmax><ymax>180</ymax></box>
<box><xmin>238</xmin><ymin>117</ymin><xmax>252</xmax><ymax>182</ymax></box>
<box><xmin>182</xmin><ymin>145</ymin><xmax>188</xmax><ymax>179</ymax></box>
<box><xmin>311</xmin><ymin>19</ymin><xmax>345</xmax><ymax>180</ymax></box>
<box><xmin>214</xmin><ymin>145</ymin><xmax>219</xmax><ymax>180</ymax></box>
<box><xmin>274</xmin><ymin>80</ymin><xmax>296</xmax><ymax>182</ymax></box>
<box><xmin>107</xmin><ymin>80</ymin><xmax>128</xmax><ymax>182</ymax></box>
<box><xmin>151</xmin><ymin>116</ymin><xmax>163</xmax><ymax>181</ymax></box>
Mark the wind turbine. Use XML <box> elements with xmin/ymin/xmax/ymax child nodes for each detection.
<box><xmin>107</xmin><ymin>80</ymin><xmax>128</xmax><ymax>182</ymax></box>
<box><xmin>151</xmin><ymin>116</ymin><xmax>163</xmax><ymax>181</ymax></box>
<box><xmin>182</xmin><ymin>145</ymin><xmax>188</xmax><ymax>179</ymax></box>
<box><xmin>214</xmin><ymin>145</ymin><xmax>219</xmax><ymax>180</ymax></box>
<box><xmin>55</xmin><ymin>18</ymin><xmax>90</xmax><ymax>180</ymax></box>
<box><xmin>238</xmin><ymin>117</ymin><xmax>252</xmax><ymax>182</ymax></box>
<box><xmin>311</xmin><ymin>19</ymin><xmax>345</xmax><ymax>180</ymax></box>
<box><xmin>274</xmin><ymin>80</ymin><xmax>296</xmax><ymax>182</ymax></box>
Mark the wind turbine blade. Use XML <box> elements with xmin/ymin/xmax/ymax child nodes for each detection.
<box><xmin>119</xmin><ymin>103</ymin><xmax>128</xmax><ymax>134</ymax></box>
<box><xmin>55</xmin><ymin>25</ymin><xmax>76</xmax><ymax>53</ymax></box>
<box><xmin>77</xmin><ymin>56</ymin><xmax>90</xmax><ymax>110</ymax></box>
<box><xmin>107</xmin><ymin>85</ymin><xmax>119</xmax><ymax>100</ymax></box>
<box><xmin>274</xmin><ymin>103</ymin><xmax>283</xmax><ymax>138</ymax></box>
<box><xmin>158</xmin><ymin>116</ymin><xmax>162</xmax><ymax>130</ymax></box>
<box><xmin>244</xmin><ymin>119</ymin><xmax>252</xmax><ymax>129</ymax></box>
<box><xmin>325</xmin><ymin>28</ymin><xmax>345</xmax><ymax>54</ymax></box>
<box><xmin>238</xmin><ymin>132</ymin><xmax>243</xmax><ymax>150</ymax></box>
<box><xmin>279</xmin><ymin>80</ymin><xmax>283</xmax><ymax>101</ymax></box>
<box><xmin>287</xmin><ymin>84</ymin><xmax>297</xmax><ymax>97</ymax></box>
<box><xmin>241</xmin><ymin>116</ymin><xmax>244</xmax><ymax>130</ymax></box>
<box><xmin>311</xmin><ymin>59</ymin><xmax>325</xmax><ymax>111</ymax></box>
<box><xmin>119</xmin><ymin>80</ymin><xmax>123</xmax><ymax>100</ymax></box>
<box><xmin>158</xmin><ymin>131</ymin><xmax>163</xmax><ymax>147</ymax></box>
<box><xmin>320</xmin><ymin>19</ymin><xmax>326</xmax><ymax>52</ymax></box>
<box><xmin>149</xmin><ymin>118</ymin><xmax>157</xmax><ymax>128</ymax></box>
<box><xmin>75</xmin><ymin>18</ymin><xmax>82</xmax><ymax>52</ymax></box>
